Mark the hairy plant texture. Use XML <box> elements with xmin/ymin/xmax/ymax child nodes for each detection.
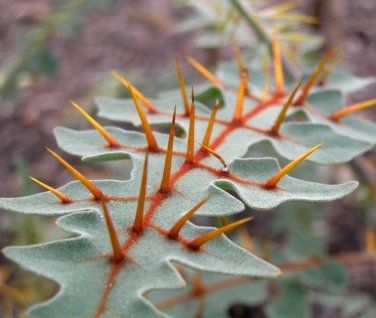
<box><xmin>0</xmin><ymin>40</ymin><xmax>375</xmax><ymax>317</ymax></box>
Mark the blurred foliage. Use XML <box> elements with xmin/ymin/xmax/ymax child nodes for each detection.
<box><xmin>0</xmin><ymin>0</ymin><xmax>118</xmax><ymax>100</ymax></box>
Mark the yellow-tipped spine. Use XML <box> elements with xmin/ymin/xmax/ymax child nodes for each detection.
<box><xmin>112</xmin><ymin>71</ymin><xmax>156</xmax><ymax>112</ymax></box>
<box><xmin>168</xmin><ymin>197</ymin><xmax>210</xmax><ymax>239</ymax></box>
<box><xmin>29</xmin><ymin>177</ymin><xmax>70</xmax><ymax>204</ymax></box>
<box><xmin>46</xmin><ymin>148</ymin><xmax>104</xmax><ymax>200</ymax></box>
<box><xmin>233</xmin><ymin>39</ymin><xmax>246</xmax><ymax>75</ymax></box>
<box><xmin>233</xmin><ymin>72</ymin><xmax>247</xmax><ymax>121</ymax></box>
<box><xmin>186</xmin><ymin>56</ymin><xmax>224</xmax><ymax>87</ymax></box>
<box><xmin>101</xmin><ymin>201</ymin><xmax>123</xmax><ymax>263</ymax></box>
<box><xmin>175</xmin><ymin>57</ymin><xmax>190</xmax><ymax>115</ymax></box>
<box><xmin>200</xmin><ymin>144</ymin><xmax>228</xmax><ymax>173</ymax></box>
<box><xmin>318</xmin><ymin>55</ymin><xmax>341</xmax><ymax>86</ymax></box>
<box><xmin>70</xmin><ymin>101</ymin><xmax>120</xmax><ymax>148</ymax></box>
<box><xmin>128</xmin><ymin>80</ymin><xmax>159</xmax><ymax>151</ymax></box>
<box><xmin>272</xmin><ymin>31</ymin><xmax>284</xmax><ymax>93</ymax></box>
<box><xmin>269</xmin><ymin>81</ymin><xmax>302</xmax><ymax>135</ymax></box>
<box><xmin>186</xmin><ymin>103</ymin><xmax>196</xmax><ymax>164</ymax></box>
<box><xmin>133</xmin><ymin>154</ymin><xmax>149</xmax><ymax>233</ymax></box>
<box><xmin>188</xmin><ymin>217</ymin><xmax>253</xmax><ymax>250</ymax></box>
<box><xmin>160</xmin><ymin>107</ymin><xmax>176</xmax><ymax>193</ymax></box>
<box><xmin>201</xmin><ymin>102</ymin><xmax>219</xmax><ymax>147</ymax></box>
<box><xmin>330</xmin><ymin>98</ymin><xmax>376</xmax><ymax>120</ymax></box>
<box><xmin>295</xmin><ymin>48</ymin><xmax>337</xmax><ymax>105</ymax></box>
<box><xmin>265</xmin><ymin>143</ymin><xmax>325</xmax><ymax>188</ymax></box>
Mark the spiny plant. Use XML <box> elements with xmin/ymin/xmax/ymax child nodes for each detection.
<box><xmin>1</xmin><ymin>29</ymin><xmax>376</xmax><ymax>318</ymax></box>
<box><xmin>178</xmin><ymin>0</ymin><xmax>321</xmax><ymax>60</ymax></box>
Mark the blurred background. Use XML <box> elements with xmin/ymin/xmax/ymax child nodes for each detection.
<box><xmin>0</xmin><ymin>0</ymin><xmax>375</xmax><ymax>317</ymax></box>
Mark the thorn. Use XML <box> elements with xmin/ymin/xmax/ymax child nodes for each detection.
<box><xmin>318</xmin><ymin>55</ymin><xmax>342</xmax><ymax>86</ymax></box>
<box><xmin>186</xmin><ymin>103</ymin><xmax>196</xmax><ymax>164</ymax></box>
<box><xmin>269</xmin><ymin>80</ymin><xmax>302</xmax><ymax>135</ymax></box>
<box><xmin>232</xmin><ymin>39</ymin><xmax>245</xmax><ymax>75</ymax></box>
<box><xmin>295</xmin><ymin>48</ymin><xmax>337</xmax><ymax>105</ymax></box>
<box><xmin>188</xmin><ymin>217</ymin><xmax>253</xmax><ymax>250</ymax></box>
<box><xmin>175</xmin><ymin>56</ymin><xmax>190</xmax><ymax>115</ymax></box>
<box><xmin>201</xmin><ymin>102</ymin><xmax>219</xmax><ymax>147</ymax></box>
<box><xmin>112</xmin><ymin>71</ymin><xmax>156</xmax><ymax>113</ymax></box>
<box><xmin>192</xmin><ymin>273</ymin><xmax>204</xmax><ymax>294</ymax></box>
<box><xmin>46</xmin><ymin>148</ymin><xmax>104</xmax><ymax>200</ymax></box>
<box><xmin>238</xmin><ymin>226</ymin><xmax>254</xmax><ymax>252</ymax></box>
<box><xmin>128</xmin><ymin>79</ymin><xmax>159</xmax><ymax>151</ymax></box>
<box><xmin>272</xmin><ymin>31</ymin><xmax>284</xmax><ymax>93</ymax></box>
<box><xmin>101</xmin><ymin>201</ymin><xmax>123</xmax><ymax>263</ymax></box>
<box><xmin>70</xmin><ymin>101</ymin><xmax>120</xmax><ymax>148</ymax></box>
<box><xmin>186</xmin><ymin>56</ymin><xmax>224</xmax><ymax>87</ymax></box>
<box><xmin>220</xmin><ymin>216</ymin><xmax>228</xmax><ymax>226</ymax></box>
<box><xmin>160</xmin><ymin>107</ymin><xmax>176</xmax><ymax>193</ymax></box>
<box><xmin>261</xmin><ymin>52</ymin><xmax>271</xmax><ymax>102</ymax></box>
<box><xmin>29</xmin><ymin>177</ymin><xmax>70</xmax><ymax>204</ymax></box>
<box><xmin>233</xmin><ymin>72</ymin><xmax>247</xmax><ymax>121</ymax></box>
<box><xmin>199</xmin><ymin>144</ymin><xmax>228</xmax><ymax>173</ymax></box>
<box><xmin>261</xmin><ymin>73</ymin><xmax>271</xmax><ymax>102</ymax></box>
<box><xmin>265</xmin><ymin>142</ymin><xmax>325</xmax><ymax>188</ymax></box>
<box><xmin>168</xmin><ymin>197</ymin><xmax>210</xmax><ymax>239</ymax></box>
<box><xmin>133</xmin><ymin>154</ymin><xmax>149</xmax><ymax>233</ymax></box>
<box><xmin>365</xmin><ymin>226</ymin><xmax>376</xmax><ymax>253</ymax></box>
<box><xmin>330</xmin><ymin>98</ymin><xmax>376</xmax><ymax>120</ymax></box>
<box><xmin>261</xmin><ymin>236</ymin><xmax>271</xmax><ymax>261</ymax></box>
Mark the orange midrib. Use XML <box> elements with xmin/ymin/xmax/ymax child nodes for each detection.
<box><xmin>95</xmin><ymin>91</ymin><xmax>284</xmax><ymax>317</ymax></box>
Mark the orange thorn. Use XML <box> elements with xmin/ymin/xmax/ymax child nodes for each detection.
<box><xmin>29</xmin><ymin>177</ymin><xmax>70</xmax><ymax>204</ymax></box>
<box><xmin>295</xmin><ymin>48</ymin><xmax>337</xmax><ymax>105</ymax></box>
<box><xmin>261</xmin><ymin>73</ymin><xmax>271</xmax><ymax>102</ymax></box>
<box><xmin>318</xmin><ymin>55</ymin><xmax>342</xmax><ymax>86</ymax></box>
<box><xmin>233</xmin><ymin>72</ymin><xmax>247</xmax><ymax>121</ymax></box>
<box><xmin>269</xmin><ymin>80</ymin><xmax>302</xmax><ymax>135</ymax></box>
<box><xmin>220</xmin><ymin>216</ymin><xmax>228</xmax><ymax>226</ymax></box>
<box><xmin>46</xmin><ymin>148</ymin><xmax>104</xmax><ymax>201</ymax></box>
<box><xmin>112</xmin><ymin>71</ymin><xmax>156</xmax><ymax>113</ymax></box>
<box><xmin>160</xmin><ymin>107</ymin><xmax>176</xmax><ymax>193</ymax></box>
<box><xmin>272</xmin><ymin>31</ymin><xmax>284</xmax><ymax>93</ymax></box>
<box><xmin>188</xmin><ymin>217</ymin><xmax>253</xmax><ymax>250</ymax></box>
<box><xmin>101</xmin><ymin>201</ymin><xmax>123</xmax><ymax>263</ymax></box>
<box><xmin>265</xmin><ymin>142</ymin><xmax>325</xmax><ymax>189</ymax></box>
<box><xmin>192</xmin><ymin>273</ymin><xmax>204</xmax><ymax>294</ymax></box>
<box><xmin>70</xmin><ymin>101</ymin><xmax>120</xmax><ymax>148</ymax></box>
<box><xmin>168</xmin><ymin>197</ymin><xmax>210</xmax><ymax>239</ymax></box>
<box><xmin>233</xmin><ymin>39</ymin><xmax>245</xmax><ymax>75</ymax></box>
<box><xmin>175</xmin><ymin>56</ymin><xmax>190</xmax><ymax>115</ymax></box>
<box><xmin>186</xmin><ymin>56</ymin><xmax>224</xmax><ymax>87</ymax></box>
<box><xmin>199</xmin><ymin>144</ymin><xmax>228</xmax><ymax>173</ymax></box>
<box><xmin>133</xmin><ymin>154</ymin><xmax>149</xmax><ymax>233</ymax></box>
<box><xmin>330</xmin><ymin>98</ymin><xmax>376</xmax><ymax>120</ymax></box>
<box><xmin>128</xmin><ymin>79</ymin><xmax>159</xmax><ymax>151</ymax></box>
<box><xmin>365</xmin><ymin>226</ymin><xmax>376</xmax><ymax>253</ymax></box>
<box><xmin>186</xmin><ymin>103</ymin><xmax>196</xmax><ymax>164</ymax></box>
<box><xmin>201</xmin><ymin>102</ymin><xmax>219</xmax><ymax>147</ymax></box>
<box><xmin>238</xmin><ymin>226</ymin><xmax>254</xmax><ymax>252</ymax></box>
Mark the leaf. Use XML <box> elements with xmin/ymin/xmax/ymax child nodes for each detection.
<box><xmin>149</xmin><ymin>267</ymin><xmax>268</xmax><ymax>318</ymax></box>
<box><xmin>50</xmin><ymin>127</ymin><xmax>357</xmax><ymax>211</ymax></box>
<box><xmin>299</xmin><ymin>260</ymin><xmax>347</xmax><ymax>291</ymax></box>
<box><xmin>306</xmin><ymin>90</ymin><xmax>376</xmax><ymax>143</ymax></box>
<box><xmin>266</xmin><ymin>278</ymin><xmax>311</xmax><ymax>318</ymax></box>
<box><xmin>4</xmin><ymin>207</ymin><xmax>278</xmax><ymax>318</ymax></box>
